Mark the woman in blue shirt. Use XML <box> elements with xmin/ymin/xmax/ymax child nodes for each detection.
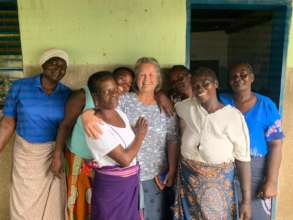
<box><xmin>0</xmin><ymin>49</ymin><xmax>71</xmax><ymax>220</ymax></box>
<box><xmin>220</xmin><ymin>63</ymin><xmax>284</xmax><ymax>220</ymax></box>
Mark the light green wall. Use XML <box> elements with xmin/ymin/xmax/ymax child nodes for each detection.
<box><xmin>17</xmin><ymin>0</ymin><xmax>186</xmax><ymax>67</ymax></box>
<box><xmin>0</xmin><ymin>1</ymin><xmax>291</xmax><ymax>220</ymax></box>
<box><xmin>0</xmin><ymin>1</ymin><xmax>187</xmax><ymax>219</ymax></box>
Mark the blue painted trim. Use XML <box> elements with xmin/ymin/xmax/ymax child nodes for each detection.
<box><xmin>278</xmin><ymin>5</ymin><xmax>292</xmax><ymax>116</ymax></box>
<box><xmin>268</xmin><ymin>8</ymin><xmax>286</xmax><ymax>105</ymax></box>
<box><xmin>186</xmin><ymin>0</ymin><xmax>191</xmax><ymax>68</ymax></box>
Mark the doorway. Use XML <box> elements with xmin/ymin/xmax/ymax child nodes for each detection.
<box><xmin>186</xmin><ymin>0</ymin><xmax>291</xmax><ymax>108</ymax></box>
<box><xmin>186</xmin><ymin>1</ymin><xmax>292</xmax><ymax>219</ymax></box>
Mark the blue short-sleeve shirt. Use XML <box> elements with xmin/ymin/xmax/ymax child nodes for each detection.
<box><xmin>219</xmin><ymin>93</ymin><xmax>284</xmax><ymax>157</ymax></box>
<box><xmin>3</xmin><ymin>74</ymin><xmax>71</xmax><ymax>143</ymax></box>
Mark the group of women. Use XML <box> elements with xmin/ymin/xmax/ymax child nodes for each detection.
<box><xmin>0</xmin><ymin>48</ymin><xmax>283</xmax><ymax>220</ymax></box>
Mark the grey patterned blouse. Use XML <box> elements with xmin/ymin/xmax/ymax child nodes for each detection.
<box><xmin>119</xmin><ymin>93</ymin><xmax>178</xmax><ymax>181</ymax></box>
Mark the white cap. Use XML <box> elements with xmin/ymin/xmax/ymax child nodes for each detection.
<box><xmin>39</xmin><ymin>48</ymin><xmax>69</xmax><ymax>66</ymax></box>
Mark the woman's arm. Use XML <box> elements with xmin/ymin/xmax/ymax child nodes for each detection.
<box><xmin>0</xmin><ymin>80</ymin><xmax>19</xmax><ymax>153</ymax></box>
<box><xmin>155</xmin><ymin>91</ymin><xmax>174</xmax><ymax>117</ymax></box>
<box><xmin>82</xmin><ymin>109</ymin><xmax>104</xmax><ymax>138</ymax></box>
<box><xmin>164</xmin><ymin>116</ymin><xmax>180</xmax><ymax>186</ymax></box>
<box><xmin>164</xmin><ymin>142</ymin><xmax>179</xmax><ymax>187</ymax></box>
<box><xmin>235</xmin><ymin>160</ymin><xmax>252</xmax><ymax>220</ymax></box>
<box><xmin>0</xmin><ymin>116</ymin><xmax>16</xmax><ymax>153</ymax></box>
<box><xmin>106</xmin><ymin>117</ymin><xmax>148</xmax><ymax>167</ymax></box>
<box><xmin>50</xmin><ymin>89</ymin><xmax>85</xmax><ymax>176</ymax></box>
<box><xmin>258</xmin><ymin>139</ymin><xmax>282</xmax><ymax>198</ymax></box>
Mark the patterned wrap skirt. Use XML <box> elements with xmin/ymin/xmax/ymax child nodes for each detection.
<box><xmin>10</xmin><ymin>135</ymin><xmax>66</xmax><ymax>220</ymax></box>
<box><xmin>65</xmin><ymin>149</ymin><xmax>92</xmax><ymax>220</ymax></box>
<box><xmin>92</xmin><ymin>164</ymin><xmax>140</xmax><ymax>220</ymax></box>
<box><xmin>234</xmin><ymin>156</ymin><xmax>271</xmax><ymax>220</ymax></box>
<box><xmin>173</xmin><ymin>158</ymin><xmax>236</xmax><ymax>220</ymax></box>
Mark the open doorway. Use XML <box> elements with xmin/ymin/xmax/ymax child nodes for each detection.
<box><xmin>186</xmin><ymin>1</ymin><xmax>292</xmax><ymax>219</ymax></box>
<box><xmin>190</xmin><ymin>9</ymin><xmax>273</xmax><ymax>95</ymax></box>
<box><xmin>187</xmin><ymin>1</ymin><xmax>291</xmax><ymax>107</ymax></box>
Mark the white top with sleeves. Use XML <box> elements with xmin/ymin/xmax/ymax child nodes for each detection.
<box><xmin>85</xmin><ymin>109</ymin><xmax>136</xmax><ymax>167</ymax></box>
<box><xmin>175</xmin><ymin>97</ymin><xmax>250</xmax><ymax>164</ymax></box>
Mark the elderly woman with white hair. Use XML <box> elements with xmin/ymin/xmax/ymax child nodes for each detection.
<box><xmin>0</xmin><ymin>49</ymin><xmax>71</xmax><ymax>220</ymax></box>
<box><xmin>83</xmin><ymin>57</ymin><xmax>179</xmax><ymax>220</ymax></box>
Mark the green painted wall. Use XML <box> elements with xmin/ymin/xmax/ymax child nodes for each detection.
<box><xmin>17</xmin><ymin>0</ymin><xmax>186</xmax><ymax>67</ymax></box>
<box><xmin>0</xmin><ymin>1</ymin><xmax>186</xmax><ymax>219</ymax></box>
<box><xmin>1</xmin><ymin>1</ymin><xmax>293</xmax><ymax>220</ymax></box>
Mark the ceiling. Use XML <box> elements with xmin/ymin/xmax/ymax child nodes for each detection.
<box><xmin>191</xmin><ymin>9</ymin><xmax>273</xmax><ymax>33</ymax></box>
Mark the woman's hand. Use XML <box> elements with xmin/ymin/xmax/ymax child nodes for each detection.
<box><xmin>239</xmin><ymin>202</ymin><xmax>251</xmax><ymax>220</ymax></box>
<box><xmin>155</xmin><ymin>91</ymin><xmax>174</xmax><ymax>117</ymax></box>
<box><xmin>108</xmin><ymin>117</ymin><xmax>148</xmax><ymax>168</ymax></box>
<box><xmin>50</xmin><ymin>150</ymin><xmax>64</xmax><ymax>178</ymax></box>
<box><xmin>82</xmin><ymin>109</ymin><xmax>103</xmax><ymax>138</ymax></box>
<box><xmin>164</xmin><ymin>170</ymin><xmax>176</xmax><ymax>187</ymax></box>
<box><xmin>259</xmin><ymin>139</ymin><xmax>282</xmax><ymax>199</ymax></box>
<box><xmin>235</xmin><ymin>160</ymin><xmax>251</xmax><ymax>220</ymax></box>
<box><xmin>0</xmin><ymin>116</ymin><xmax>16</xmax><ymax>153</ymax></box>
<box><xmin>133</xmin><ymin>117</ymin><xmax>148</xmax><ymax>139</ymax></box>
<box><xmin>258</xmin><ymin>180</ymin><xmax>278</xmax><ymax>199</ymax></box>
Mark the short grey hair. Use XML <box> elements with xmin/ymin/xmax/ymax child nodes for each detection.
<box><xmin>134</xmin><ymin>57</ymin><xmax>162</xmax><ymax>92</ymax></box>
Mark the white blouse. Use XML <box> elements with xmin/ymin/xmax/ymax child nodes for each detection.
<box><xmin>85</xmin><ymin>109</ymin><xmax>136</xmax><ymax>167</ymax></box>
<box><xmin>175</xmin><ymin>97</ymin><xmax>250</xmax><ymax>164</ymax></box>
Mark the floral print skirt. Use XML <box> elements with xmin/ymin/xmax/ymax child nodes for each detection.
<box><xmin>65</xmin><ymin>149</ymin><xmax>92</xmax><ymax>220</ymax></box>
<box><xmin>173</xmin><ymin>158</ymin><xmax>236</xmax><ymax>220</ymax></box>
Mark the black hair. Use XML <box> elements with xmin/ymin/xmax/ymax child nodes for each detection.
<box><xmin>230</xmin><ymin>63</ymin><xmax>254</xmax><ymax>74</ymax></box>
<box><xmin>112</xmin><ymin>67</ymin><xmax>135</xmax><ymax>80</ymax></box>
<box><xmin>169</xmin><ymin>65</ymin><xmax>191</xmax><ymax>75</ymax></box>
<box><xmin>87</xmin><ymin>71</ymin><xmax>113</xmax><ymax>94</ymax></box>
<box><xmin>191</xmin><ymin>67</ymin><xmax>217</xmax><ymax>81</ymax></box>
